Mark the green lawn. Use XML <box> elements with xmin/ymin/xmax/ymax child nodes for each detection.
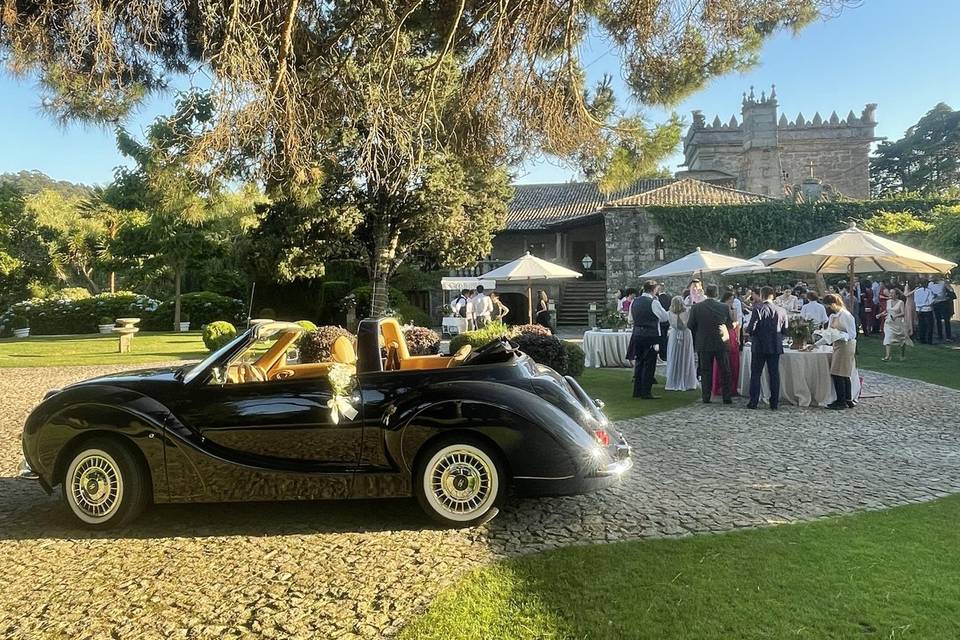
<box><xmin>402</xmin><ymin>494</ymin><xmax>960</xmax><ymax>640</ymax></box>
<box><xmin>854</xmin><ymin>333</ymin><xmax>960</xmax><ymax>390</ymax></box>
<box><xmin>0</xmin><ymin>332</ymin><xmax>207</xmax><ymax>367</ymax></box>
<box><xmin>578</xmin><ymin>367</ymin><xmax>699</xmax><ymax>421</ymax></box>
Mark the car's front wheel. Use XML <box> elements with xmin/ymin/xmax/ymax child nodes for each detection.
<box><xmin>415</xmin><ymin>438</ymin><xmax>505</xmax><ymax>527</ymax></box>
<box><xmin>61</xmin><ymin>438</ymin><xmax>150</xmax><ymax>528</ymax></box>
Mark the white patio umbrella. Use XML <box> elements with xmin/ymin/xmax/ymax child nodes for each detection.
<box><xmin>481</xmin><ymin>252</ymin><xmax>582</xmax><ymax>323</ymax></box>
<box><xmin>762</xmin><ymin>222</ymin><xmax>956</xmax><ymax>284</ymax></box>
<box><xmin>640</xmin><ymin>247</ymin><xmax>756</xmax><ymax>280</ymax></box>
<box><xmin>721</xmin><ymin>249</ymin><xmax>781</xmax><ymax>276</ymax></box>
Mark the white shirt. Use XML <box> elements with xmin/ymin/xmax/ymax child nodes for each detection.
<box><xmin>451</xmin><ymin>295</ymin><xmax>467</xmax><ymax>316</ymax></box>
<box><xmin>732</xmin><ymin>297</ymin><xmax>744</xmax><ymax>321</ymax></box>
<box><xmin>801</xmin><ymin>300</ymin><xmax>829</xmax><ymax>326</ymax></box>
<box><xmin>474</xmin><ymin>293</ymin><xmax>493</xmax><ymax>318</ymax></box>
<box><xmin>638</xmin><ymin>292</ymin><xmax>670</xmax><ymax>335</ymax></box>
<box><xmin>929</xmin><ymin>281</ymin><xmax>945</xmax><ymax>302</ymax></box>
<box><xmin>913</xmin><ymin>287</ymin><xmax>935</xmax><ymax>311</ymax></box>
<box><xmin>829</xmin><ymin>309</ymin><xmax>857</xmax><ymax>341</ymax></box>
<box><xmin>871</xmin><ymin>281</ymin><xmax>881</xmax><ymax>305</ymax></box>
<box><xmin>464</xmin><ymin>297</ymin><xmax>476</xmax><ymax>319</ymax></box>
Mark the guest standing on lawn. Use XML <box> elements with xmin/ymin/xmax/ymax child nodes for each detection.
<box><xmin>628</xmin><ymin>280</ymin><xmax>670</xmax><ymax>400</ymax></box>
<box><xmin>712</xmin><ymin>291</ymin><xmax>742</xmax><ymax>398</ymax></box>
<box><xmin>879</xmin><ymin>288</ymin><xmax>912</xmax><ymax>361</ymax></box>
<box><xmin>824</xmin><ymin>293</ymin><xmax>858</xmax><ymax>411</ymax></box>
<box><xmin>657</xmin><ymin>284</ymin><xmax>672</xmax><ymax>362</ymax></box>
<box><xmin>746</xmin><ymin>286</ymin><xmax>788</xmax><ymax>410</ymax></box>
<box><xmin>665</xmin><ymin>296</ymin><xmax>698</xmax><ymax>391</ymax></box>
<box><xmin>687</xmin><ymin>284</ymin><xmax>733</xmax><ymax>404</ymax></box>
<box><xmin>912</xmin><ymin>280</ymin><xmax>935</xmax><ymax>344</ymax></box>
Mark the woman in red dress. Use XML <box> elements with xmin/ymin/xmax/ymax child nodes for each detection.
<box><xmin>712</xmin><ymin>291</ymin><xmax>741</xmax><ymax>397</ymax></box>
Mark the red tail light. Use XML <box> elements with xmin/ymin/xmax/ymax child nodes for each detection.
<box><xmin>592</xmin><ymin>429</ymin><xmax>610</xmax><ymax>446</ymax></box>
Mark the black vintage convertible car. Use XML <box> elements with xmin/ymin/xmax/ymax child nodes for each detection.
<box><xmin>19</xmin><ymin>317</ymin><xmax>631</xmax><ymax>528</ymax></box>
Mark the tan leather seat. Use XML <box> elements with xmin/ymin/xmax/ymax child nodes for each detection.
<box><xmin>331</xmin><ymin>336</ymin><xmax>357</xmax><ymax>365</ymax></box>
<box><xmin>379</xmin><ymin>317</ymin><xmax>449</xmax><ymax>371</ymax></box>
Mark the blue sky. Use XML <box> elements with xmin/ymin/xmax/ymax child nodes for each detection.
<box><xmin>2</xmin><ymin>0</ymin><xmax>959</xmax><ymax>187</ymax></box>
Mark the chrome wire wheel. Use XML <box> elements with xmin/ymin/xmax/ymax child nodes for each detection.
<box><xmin>423</xmin><ymin>444</ymin><xmax>499</xmax><ymax>523</ymax></box>
<box><xmin>65</xmin><ymin>449</ymin><xmax>124</xmax><ymax>524</ymax></box>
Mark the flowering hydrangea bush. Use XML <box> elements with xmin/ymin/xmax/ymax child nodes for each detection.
<box><xmin>404</xmin><ymin>326</ymin><xmax>441</xmax><ymax>355</ymax></box>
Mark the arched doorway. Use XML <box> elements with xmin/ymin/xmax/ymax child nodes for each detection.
<box><xmin>498</xmin><ymin>292</ymin><xmax>529</xmax><ymax>325</ymax></box>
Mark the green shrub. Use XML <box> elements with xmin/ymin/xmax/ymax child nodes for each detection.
<box><xmin>98</xmin><ymin>316</ymin><xmax>114</xmax><ymax>325</ymax></box>
<box><xmin>405</xmin><ymin>326</ymin><xmax>441</xmax><ymax>355</ymax></box>
<box><xmin>11</xmin><ymin>315</ymin><xmax>29</xmax><ymax>330</ymax></box>
<box><xmin>300</xmin><ymin>326</ymin><xmax>353</xmax><ymax>363</ymax></box>
<box><xmin>395</xmin><ymin>303</ymin><xmax>431</xmax><ymax>328</ymax></box>
<box><xmin>513</xmin><ymin>333</ymin><xmax>568</xmax><ymax>373</ymax></box>
<box><xmin>562</xmin><ymin>341</ymin><xmax>586</xmax><ymax>378</ymax></box>
<box><xmin>55</xmin><ymin>287</ymin><xmax>92</xmax><ymax>301</ymax></box>
<box><xmin>448</xmin><ymin>321</ymin><xmax>510</xmax><ymax>353</ymax></box>
<box><xmin>296</xmin><ymin>320</ymin><xmax>318</xmax><ymax>332</ymax></box>
<box><xmin>350</xmin><ymin>285</ymin><xmax>409</xmax><ymax>318</ymax></box>
<box><xmin>202</xmin><ymin>321</ymin><xmax>238</xmax><ymax>352</ymax></box>
<box><xmin>0</xmin><ymin>291</ymin><xmax>162</xmax><ymax>335</ymax></box>
<box><xmin>178</xmin><ymin>292</ymin><xmax>245</xmax><ymax>326</ymax></box>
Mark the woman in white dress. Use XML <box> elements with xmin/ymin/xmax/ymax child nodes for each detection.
<box><xmin>665</xmin><ymin>296</ymin><xmax>698</xmax><ymax>391</ymax></box>
<box><xmin>879</xmin><ymin>288</ymin><xmax>912</xmax><ymax>361</ymax></box>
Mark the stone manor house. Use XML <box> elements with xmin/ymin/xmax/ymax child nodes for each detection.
<box><xmin>455</xmin><ymin>87</ymin><xmax>880</xmax><ymax>326</ymax></box>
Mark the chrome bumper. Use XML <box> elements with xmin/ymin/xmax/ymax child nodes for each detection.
<box><xmin>17</xmin><ymin>457</ymin><xmax>39</xmax><ymax>480</ymax></box>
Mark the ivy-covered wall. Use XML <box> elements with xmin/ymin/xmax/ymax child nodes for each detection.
<box><xmin>644</xmin><ymin>198</ymin><xmax>958</xmax><ymax>263</ymax></box>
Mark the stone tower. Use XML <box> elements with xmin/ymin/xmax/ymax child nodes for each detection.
<box><xmin>678</xmin><ymin>86</ymin><xmax>880</xmax><ymax>199</ymax></box>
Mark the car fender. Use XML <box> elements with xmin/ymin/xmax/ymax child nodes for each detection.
<box><xmin>393</xmin><ymin>380</ymin><xmax>597</xmax><ymax>480</ymax></box>
<box><xmin>23</xmin><ymin>385</ymin><xmax>174</xmax><ymax>499</ymax></box>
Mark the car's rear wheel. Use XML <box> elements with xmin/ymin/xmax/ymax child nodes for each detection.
<box><xmin>61</xmin><ymin>438</ymin><xmax>149</xmax><ymax>529</ymax></box>
<box><xmin>415</xmin><ymin>438</ymin><xmax>504</xmax><ymax>527</ymax></box>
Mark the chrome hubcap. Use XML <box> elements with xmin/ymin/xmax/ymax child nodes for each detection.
<box><xmin>71</xmin><ymin>454</ymin><xmax>121</xmax><ymax>518</ymax></box>
<box><xmin>430</xmin><ymin>450</ymin><xmax>492</xmax><ymax>516</ymax></box>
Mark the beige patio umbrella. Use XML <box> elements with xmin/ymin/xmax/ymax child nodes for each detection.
<box><xmin>721</xmin><ymin>249</ymin><xmax>781</xmax><ymax>276</ymax></box>
<box><xmin>762</xmin><ymin>222</ymin><xmax>956</xmax><ymax>285</ymax></box>
<box><xmin>640</xmin><ymin>247</ymin><xmax>756</xmax><ymax>281</ymax></box>
<box><xmin>481</xmin><ymin>252</ymin><xmax>582</xmax><ymax>323</ymax></box>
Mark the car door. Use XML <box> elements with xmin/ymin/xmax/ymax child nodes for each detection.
<box><xmin>175</xmin><ymin>374</ymin><xmax>364</xmax><ymax>476</ymax></box>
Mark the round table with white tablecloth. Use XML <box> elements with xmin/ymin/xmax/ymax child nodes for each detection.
<box><xmin>739</xmin><ymin>343</ymin><xmax>861</xmax><ymax>407</ymax></box>
<box><xmin>582</xmin><ymin>330</ymin><xmax>633</xmax><ymax>368</ymax></box>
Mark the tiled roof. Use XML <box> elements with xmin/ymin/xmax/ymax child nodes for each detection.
<box><xmin>506</xmin><ymin>179</ymin><xmax>672</xmax><ymax>230</ymax></box>
<box><xmin>505</xmin><ymin>178</ymin><xmax>773</xmax><ymax>230</ymax></box>
<box><xmin>605</xmin><ymin>179</ymin><xmax>775</xmax><ymax>207</ymax></box>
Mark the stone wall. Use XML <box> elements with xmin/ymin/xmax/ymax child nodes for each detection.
<box><xmin>779</xmin><ymin>140</ymin><xmax>872</xmax><ymax>199</ymax></box>
<box><xmin>604</xmin><ymin>208</ymin><xmax>663</xmax><ymax>299</ymax></box>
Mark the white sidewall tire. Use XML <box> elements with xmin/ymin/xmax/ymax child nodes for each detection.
<box><xmin>420</xmin><ymin>442</ymin><xmax>501</xmax><ymax>525</ymax></box>
<box><xmin>61</xmin><ymin>440</ymin><xmax>148</xmax><ymax>528</ymax></box>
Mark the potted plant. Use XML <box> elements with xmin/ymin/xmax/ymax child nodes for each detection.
<box><xmin>179</xmin><ymin>313</ymin><xmax>191</xmax><ymax>332</ymax></box>
<box><xmin>98</xmin><ymin>316</ymin><xmax>115</xmax><ymax>334</ymax></box>
<box><xmin>786</xmin><ymin>316</ymin><xmax>814</xmax><ymax>350</ymax></box>
<box><xmin>12</xmin><ymin>315</ymin><xmax>30</xmax><ymax>338</ymax></box>
<box><xmin>597</xmin><ymin>307</ymin><xmax>629</xmax><ymax>332</ymax></box>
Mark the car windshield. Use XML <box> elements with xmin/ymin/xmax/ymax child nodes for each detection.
<box><xmin>181</xmin><ymin>331</ymin><xmax>251</xmax><ymax>384</ymax></box>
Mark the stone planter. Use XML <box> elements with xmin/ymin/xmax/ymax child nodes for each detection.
<box><xmin>178</xmin><ymin>322</ymin><xmax>191</xmax><ymax>332</ymax></box>
<box><xmin>98</xmin><ymin>324</ymin><xmax>115</xmax><ymax>334</ymax></box>
<box><xmin>13</xmin><ymin>328</ymin><xmax>30</xmax><ymax>338</ymax></box>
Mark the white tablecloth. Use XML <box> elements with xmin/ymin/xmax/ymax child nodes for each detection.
<box><xmin>582</xmin><ymin>330</ymin><xmax>633</xmax><ymax>368</ymax></box>
<box><xmin>441</xmin><ymin>317</ymin><xmax>468</xmax><ymax>336</ymax></box>
<box><xmin>739</xmin><ymin>344</ymin><xmax>861</xmax><ymax>407</ymax></box>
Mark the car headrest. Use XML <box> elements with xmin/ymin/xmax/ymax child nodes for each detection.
<box><xmin>379</xmin><ymin>318</ymin><xmax>410</xmax><ymax>360</ymax></box>
<box><xmin>331</xmin><ymin>336</ymin><xmax>357</xmax><ymax>365</ymax></box>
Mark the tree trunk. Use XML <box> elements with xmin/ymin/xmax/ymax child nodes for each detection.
<box><xmin>109</xmin><ymin>271</ymin><xmax>116</xmax><ymax>293</ymax></box>
<box><xmin>369</xmin><ymin>226</ymin><xmax>399</xmax><ymax>318</ymax></box>
<box><xmin>173</xmin><ymin>267</ymin><xmax>183</xmax><ymax>331</ymax></box>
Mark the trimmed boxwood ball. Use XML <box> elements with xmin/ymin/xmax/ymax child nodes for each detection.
<box><xmin>562</xmin><ymin>341</ymin><xmax>586</xmax><ymax>378</ymax></box>
<box><xmin>202</xmin><ymin>321</ymin><xmax>238</xmax><ymax>352</ymax></box>
<box><xmin>404</xmin><ymin>326</ymin><xmax>440</xmax><ymax>355</ymax></box>
<box><xmin>512</xmin><ymin>333</ymin><xmax>569</xmax><ymax>374</ymax></box>
<box><xmin>300</xmin><ymin>326</ymin><xmax>353</xmax><ymax>363</ymax></box>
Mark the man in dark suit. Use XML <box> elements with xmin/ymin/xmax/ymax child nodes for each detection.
<box><xmin>629</xmin><ymin>280</ymin><xmax>670</xmax><ymax>399</ymax></box>
<box><xmin>745</xmin><ymin>286</ymin><xmax>789</xmax><ymax>410</ymax></box>
<box><xmin>657</xmin><ymin>283</ymin><xmax>671</xmax><ymax>362</ymax></box>
<box><xmin>687</xmin><ymin>284</ymin><xmax>733</xmax><ymax>404</ymax></box>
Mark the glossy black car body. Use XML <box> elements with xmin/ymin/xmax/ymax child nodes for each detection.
<box><xmin>21</xmin><ymin>318</ymin><xmax>631</xmax><ymax>526</ymax></box>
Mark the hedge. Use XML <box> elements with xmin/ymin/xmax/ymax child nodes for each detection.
<box><xmin>645</xmin><ymin>198</ymin><xmax>959</xmax><ymax>263</ymax></box>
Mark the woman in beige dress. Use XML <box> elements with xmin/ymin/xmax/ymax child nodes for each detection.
<box><xmin>879</xmin><ymin>288</ymin><xmax>912</xmax><ymax>361</ymax></box>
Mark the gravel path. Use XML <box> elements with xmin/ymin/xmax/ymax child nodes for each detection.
<box><xmin>2</xmin><ymin>364</ymin><xmax>959</xmax><ymax>639</ymax></box>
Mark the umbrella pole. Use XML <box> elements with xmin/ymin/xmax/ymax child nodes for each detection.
<box><xmin>528</xmin><ymin>278</ymin><xmax>533</xmax><ymax>324</ymax></box>
<box><xmin>848</xmin><ymin>257</ymin><xmax>855</xmax><ymax>300</ymax></box>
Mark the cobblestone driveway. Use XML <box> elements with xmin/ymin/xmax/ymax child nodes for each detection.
<box><xmin>2</xmin><ymin>365</ymin><xmax>959</xmax><ymax>639</ymax></box>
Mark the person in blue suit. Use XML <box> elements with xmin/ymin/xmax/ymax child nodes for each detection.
<box><xmin>746</xmin><ymin>286</ymin><xmax>789</xmax><ymax>410</ymax></box>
